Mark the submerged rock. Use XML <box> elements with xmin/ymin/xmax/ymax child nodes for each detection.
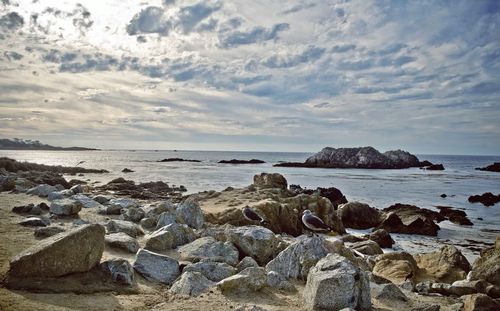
<box><xmin>303</xmin><ymin>253</ymin><xmax>371</xmax><ymax>311</ymax></box>
<box><xmin>468</xmin><ymin>192</ymin><xmax>500</xmax><ymax>207</ymax></box>
<box><xmin>7</xmin><ymin>224</ymin><xmax>105</xmax><ymax>279</ymax></box>
<box><xmin>475</xmin><ymin>162</ymin><xmax>500</xmax><ymax>173</ymax></box>
<box><xmin>133</xmin><ymin>249</ymin><xmax>180</xmax><ymax>284</ymax></box>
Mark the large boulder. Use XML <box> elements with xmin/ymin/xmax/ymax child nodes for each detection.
<box><xmin>105</xmin><ymin>232</ymin><xmax>140</xmax><ymax>253</ymax></box>
<box><xmin>224</xmin><ymin>226</ymin><xmax>283</xmax><ymax>265</ymax></box>
<box><xmin>265</xmin><ymin>236</ymin><xmax>329</xmax><ymax>280</ymax></box>
<box><xmin>373</xmin><ymin>252</ymin><xmax>418</xmax><ymax>285</ymax></box>
<box><xmin>183</xmin><ymin>260</ymin><xmax>237</xmax><ymax>282</ymax></box>
<box><xmin>155</xmin><ymin>211</ymin><xmax>177</xmax><ymax>229</ymax></box>
<box><xmin>133</xmin><ymin>249</ymin><xmax>180</xmax><ymax>284</ymax></box>
<box><xmin>253</xmin><ymin>173</ymin><xmax>287</xmax><ymax>190</ymax></box>
<box><xmin>106</xmin><ymin>220</ymin><xmax>144</xmax><ymax>238</ymax></box>
<box><xmin>469</xmin><ymin>239</ymin><xmax>500</xmax><ymax>286</ymax></box>
<box><xmin>415</xmin><ymin>245</ymin><xmax>471</xmax><ymax>284</ymax></box>
<box><xmin>170</xmin><ymin>271</ymin><xmax>214</xmax><ymax>297</ymax></box>
<box><xmin>145</xmin><ymin>223</ymin><xmax>196</xmax><ymax>252</ymax></box>
<box><xmin>375</xmin><ymin>212</ymin><xmax>440</xmax><ymax>236</ymax></box>
<box><xmin>178</xmin><ymin>237</ymin><xmax>240</xmax><ymax>266</ymax></box>
<box><xmin>175</xmin><ymin>200</ymin><xmax>205</xmax><ymax>229</ymax></box>
<box><xmin>338</xmin><ymin>202</ymin><xmax>382</xmax><ymax>229</ymax></box>
<box><xmin>217</xmin><ymin>267</ymin><xmax>267</xmax><ymax>293</ymax></box>
<box><xmin>302</xmin><ymin>146</ymin><xmax>419</xmax><ymax>169</ymax></box>
<box><xmin>7</xmin><ymin>224</ymin><xmax>105</xmax><ymax>279</ymax></box>
<box><xmin>303</xmin><ymin>253</ymin><xmax>371</xmax><ymax>311</ymax></box>
<box><xmin>50</xmin><ymin>198</ymin><xmax>83</xmax><ymax>216</ymax></box>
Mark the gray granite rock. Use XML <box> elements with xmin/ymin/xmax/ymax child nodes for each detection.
<box><xmin>133</xmin><ymin>249</ymin><xmax>180</xmax><ymax>284</ymax></box>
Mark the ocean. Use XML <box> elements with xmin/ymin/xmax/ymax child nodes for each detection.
<box><xmin>2</xmin><ymin>149</ymin><xmax>499</xmax><ymax>260</ymax></box>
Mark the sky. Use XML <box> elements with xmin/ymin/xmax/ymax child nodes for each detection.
<box><xmin>0</xmin><ymin>0</ymin><xmax>499</xmax><ymax>154</ymax></box>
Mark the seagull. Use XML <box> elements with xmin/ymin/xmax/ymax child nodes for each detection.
<box><xmin>302</xmin><ymin>209</ymin><xmax>332</xmax><ymax>234</ymax></box>
<box><xmin>242</xmin><ymin>206</ymin><xmax>267</xmax><ymax>225</ymax></box>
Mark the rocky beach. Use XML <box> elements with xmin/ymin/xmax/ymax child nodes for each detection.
<box><xmin>0</xmin><ymin>149</ymin><xmax>499</xmax><ymax>311</ymax></box>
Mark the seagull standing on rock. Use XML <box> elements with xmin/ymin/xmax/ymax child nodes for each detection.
<box><xmin>302</xmin><ymin>209</ymin><xmax>333</xmax><ymax>234</ymax></box>
<box><xmin>242</xmin><ymin>206</ymin><xmax>267</xmax><ymax>225</ymax></box>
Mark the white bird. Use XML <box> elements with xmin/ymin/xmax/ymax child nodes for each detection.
<box><xmin>302</xmin><ymin>209</ymin><xmax>332</xmax><ymax>233</ymax></box>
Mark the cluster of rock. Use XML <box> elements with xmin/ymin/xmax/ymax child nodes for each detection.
<box><xmin>97</xmin><ymin>177</ymin><xmax>186</xmax><ymax>200</ymax></box>
<box><xmin>468</xmin><ymin>192</ymin><xmax>500</xmax><ymax>207</ymax></box>
<box><xmin>4</xmin><ymin>170</ymin><xmax>499</xmax><ymax>310</ymax></box>
<box><xmin>274</xmin><ymin>146</ymin><xmax>429</xmax><ymax>169</ymax></box>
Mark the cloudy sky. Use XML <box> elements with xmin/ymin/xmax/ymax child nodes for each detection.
<box><xmin>0</xmin><ymin>0</ymin><xmax>499</xmax><ymax>154</ymax></box>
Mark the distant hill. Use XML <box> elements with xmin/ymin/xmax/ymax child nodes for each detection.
<box><xmin>0</xmin><ymin>138</ymin><xmax>99</xmax><ymax>151</ymax></box>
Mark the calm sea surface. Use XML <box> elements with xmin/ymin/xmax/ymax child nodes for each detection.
<box><xmin>2</xmin><ymin>150</ymin><xmax>499</xmax><ymax>259</ymax></box>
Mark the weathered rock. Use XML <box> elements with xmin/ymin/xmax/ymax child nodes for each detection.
<box><xmin>170</xmin><ymin>271</ymin><xmax>215</xmax><ymax>297</ymax></box>
<box><xmin>267</xmin><ymin>271</ymin><xmax>294</xmax><ymax>290</ymax></box>
<box><xmin>27</xmin><ymin>184</ymin><xmax>58</xmax><ymax>197</ymax></box>
<box><xmin>436</xmin><ymin>206</ymin><xmax>473</xmax><ymax>226</ymax></box>
<box><xmin>48</xmin><ymin>189</ymin><xmax>74</xmax><ymax>201</ymax></box>
<box><xmin>34</xmin><ymin>226</ymin><xmax>65</xmax><ymax>238</ymax></box>
<box><xmin>369</xmin><ymin>229</ymin><xmax>395</xmax><ymax>248</ymax></box>
<box><xmin>50</xmin><ymin>198</ymin><xmax>83</xmax><ymax>216</ymax></box>
<box><xmin>120</xmin><ymin>207</ymin><xmax>145</xmax><ymax>223</ymax></box>
<box><xmin>19</xmin><ymin>216</ymin><xmax>50</xmax><ymax>227</ymax></box>
<box><xmin>179</xmin><ymin>237</ymin><xmax>240</xmax><ymax>266</ymax></box>
<box><xmin>462</xmin><ymin>293</ymin><xmax>500</xmax><ymax>311</ymax></box>
<box><xmin>425</xmin><ymin>164</ymin><xmax>445</xmax><ymax>170</ymax></box>
<box><xmin>375</xmin><ymin>210</ymin><xmax>440</xmax><ymax>236</ymax></box>
<box><xmin>371</xmin><ymin>282</ymin><xmax>408</xmax><ymax>302</ymax></box>
<box><xmin>140</xmin><ymin>217</ymin><xmax>157</xmax><ymax>230</ymax></box>
<box><xmin>469</xmin><ymin>241</ymin><xmax>500</xmax><ymax>287</ymax></box>
<box><xmin>7</xmin><ymin>224</ymin><xmax>105</xmax><ymax>279</ymax></box>
<box><xmin>71</xmin><ymin>194</ymin><xmax>102</xmax><ymax>209</ymax></box>
<box><xmin>184</xmin><ymin>260</ymin><xmax>237</xmax><ymax>282</ymax></box>
<box><xmin>105</xmin><ymin>232</ymin><xmax>140</xmax><ymax>253</ymax></box>
<box><xmin>234</xmin><ymin>305</ymin><xmax>268</xmax><ymax>311</ymax></box>
<box><xmin>253</xmin><ymin>173</ymin><xmax>288</xmax><ymax>190</ymax></box>
<box><xmin>100</xmin><ymin>258</ymin><xmax>135</xmax><ymax>285</ymax></box>
<box><xmin>468</xmin><ymin>192</ymin><xmax>500</xmax><ymax>207</ymax></box>
<box><xmin>350</xmin><ymin>240</ymin><xmax>383</xmax><ymax>255</ymax></box>
<box><xmin>265</xmin><ymin>236</ymin><xmax>329</xmax><ymax>280</ymax></box>
<box><xmin>237</xmin><ymin>256</ymin><xmax>259</xmax><ymax>272</ymax></box>
<box><xmin>411</xmin><ymin>305</ymin><xmax>441</xmax><ymax>311</ymax></box>
<box><xmin>415</xmin><ymin>245</ymin><xmax>471</xmax><ymax>284</ymax></box>
<box><xmin>142</xmin><ymin>201</ymin><xmax>175</xmax><ymax>219</ymax></box>
<box><xmin>175</xmin><ymin>200</ymin><xmax>205</xmax><ymax>229</ymax></box>
<box><xmin>218</xmin><ymin>267</ymin><xmax>267</xmax><ymax>293</ymax></box>
<box><xmin>155</xmin><ymin>211</ymin><xmax>177</xmax><ymax>229</ymax></box>
<box><xmin>106</xmin><ymin>220</ymin><xmax>144</xmax><ymax>238</ymax></box>
<box><xmin>338</xmin><ymin>202</ymin><xmax>382</xmax><ymax>229</ymax></box>
<box><xmin>93</xmin><ymin>194</ymin><xmax>112</xmax><ymax>204</ymax></box>
<box><xmin>97</xmin><ymin>204</ymin><xmax>123</xmax><ymax>215</ymax></box>
<box><xmin>224</xmin><ymin>225</ymin><xmax>283</xmax><ymax>265</ymax></box>
<box><xmin>12</xmin><ymin>203</ymin><xmax>41</xmax><ymax>215</ymax></box>
<box><xmin>108</xmin><ymin>198</ymin><xmax>139</xmax><ymax>209</ymax></box>
<box><xmin>303</xmin><ymin>253</ymin><xmax>371</xmax><ymax>311</ymax></box>
<box><xmin>373</xmin><ymin>252</ymin><xmax>418</xmax><ymax>285</ymax></box>
<box><xmin>133</xmin><ymin>249</ymin><xmax>180</xmax><ymax>284</ymax></box>
<box><xmin>70</xmin><ymin>184</ymin><xmax>83</xmax><ymax>194</ymax></box>
<box><xmin>145</xmin><ymin>223</ymin><xmax>196</xmax><ymax>252</ymax></box>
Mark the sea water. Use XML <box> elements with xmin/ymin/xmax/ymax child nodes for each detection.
<box><xmin>2</xmin><ymin>150</ymin><xmax>499</xmax><ymax>260</ymax></box>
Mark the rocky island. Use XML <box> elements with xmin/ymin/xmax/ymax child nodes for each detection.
<box><xmin>275</xmin><ymin>146</ymin><xmax>429</xmax><ymax>169</ymax></box>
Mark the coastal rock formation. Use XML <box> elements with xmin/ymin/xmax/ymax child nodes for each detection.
<box><xmin>105</xmin><ymin>232</ymin><xmax>140</xmax><ymax>253</ymax></box>
<box><xmin>436</xmin><ymin>206</ymin><xmax>473</xmax><ymax>226</ymax></box>
<box><xmin>375</xmin><ymin>203</ymin><xmax>443</xmax><ymax>236</ymax></box>
<box><xmin>133</xmin><ymin>249</ymin><xmax>180</xmax><ymax>284</ymax></box>
<box><xmin>7</xmin><ymin>224</ymin><xmax>105</xmax><ymax>279</ymax></box>
<box><xmin>253</xmin><ymin>173</ymin><xmax>288</xmax><ymax>190</ymax></box>
<box><xmin>475</xmin><ymin>162</ymin><xmax>500</xmax><ymax>172</ymax></box>
<box><xmin>468</xmin><ymin>192</ymin><xmax>500</xmax><ymax>207</ymax></box>
<box><xmin>338</xmin><ymin>201</ymin><xmax>382</xmax><ymax>229</ymax></box>
<box><xmin>414</xmin><ymin>245</ymin><xmax>471</xmax><ymax>284</ymax></box>
<box><xmin>178</xmin><ymin>237</ymin><xmax>240</xmax><ymax>266</ymax></box>
<box><xmin>469</xmin><ymin>238</ymin><xmax>500</xmax><ymax>287</ymax></box>
<box><xmin>98</xmin><ymin>178</ymin><xmax>186</xmax><ymax>200</ymax></box>
<box><xmin>170</xmin><ymin>271</ymin><xmax>215</xmax><ymax>297</ymax></box>
<box><xmin>303</xmin><ymin>253</ymin><xmax>371</xmax><ymax>311</ymax></box>
<box><xmin>224</xmin><ymin>225</ymin><xmax>283</xmax><ymax>265</ymax></box>
<box><xmin>158</xmin><ymin>158</ymin><xmax>201</xmax><ymax>162</ymax></box>
<box><xmin>183</xmin><ymin>260</ymin><xmax>237</xmax><ymax>282</ymax></box>
<box><xmin>275</xmin><ymin>146</ymin><xmax>420</xmax><ymax>169</ymax></box>
<box><xmin>373</xmin><ymin>252</ymin><xmax>418</xmax><ymax>285</ymax></box>
<box><xmin>217</xmin><ymin>267</ymin><xmax>267</xmax><ymax>293</ymax></box>
<box><xmin>219</xmin><ymin>159</ymin><xmax>265</xmax><ymax>164</ymax></box>
<box><xmin>423</xmin><ymin>164</ymin><xmax>445</xmax><ymax>170</ymax></box>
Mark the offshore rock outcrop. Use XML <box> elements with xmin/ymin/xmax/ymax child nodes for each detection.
<box><xmin>274</xmin><ymin>146</ymin><xmax>421</xmax><ymax>169</ymax></box>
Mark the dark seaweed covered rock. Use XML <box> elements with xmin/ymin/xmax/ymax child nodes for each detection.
<box><xmin>475</xmin><ymin>162</ymin><xmax>500</xmax><ymax>172</ymax></box>
<box><xmin>275</xmin><ymin>146</ymin><xmax>420</xmax><ymax>169</ymax></box>
<box><xmin>468</xmin><ymin>192</ymin><xmax>500</xmax><ymax>207</ymax></box>
<box><xmin>0</xmin><ymin>157</ymin><xmax>108</xmax><ymax>174</ymax></box>
<box><xmin>219</xmin><ymin>159</ymin><xmax>265</xmax><ymax>164</ymax></box>
<box><xmin>422</xmin><ymin>164</ymin><xmax>445</xmax><ymax>170</ymax></box>
<box><xmin>375</xmin><ymin>204</ymin><xmax>443</xmax><ymax>236</ymax></box>
<box><xmin>158</xmin><ymin>158</ymin><xmax>201</xmax><ymax>163</ymax></box>
<box><xmin>436</xmin><ymin>206</ymin><xmax>473</xmax><ymax>226</ymax></box>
